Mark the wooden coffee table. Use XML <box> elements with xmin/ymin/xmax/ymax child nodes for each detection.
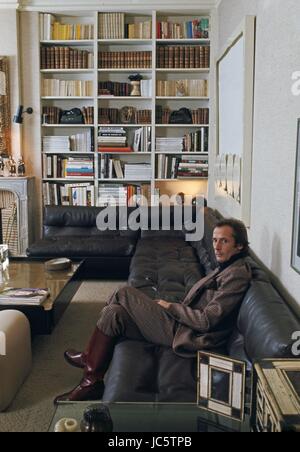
<box><xmin>0</xmin><ymin>260</ymin><xmax>82</xmax><ymax>335</ymax></box>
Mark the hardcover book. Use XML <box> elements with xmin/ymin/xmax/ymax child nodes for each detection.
<box><xmin>0</xmin><ymin>288</ymin><xmax>50</xmax><ymax>305</ymax></box>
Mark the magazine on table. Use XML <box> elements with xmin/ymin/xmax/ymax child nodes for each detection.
<box><xmin>0</xmin><ymin>288</ymin><xmax>50</xmax><ymax>305</ymax></box>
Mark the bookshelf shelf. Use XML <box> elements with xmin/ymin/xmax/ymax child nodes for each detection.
<box><xmin>98</xmin><ymin>69</ymin><xmax>152</xmax><ymax>73</ymax></box>
<box><xmin>98</xmin><ymin>124</ymin><xmax>151</xmax><ymax>128</ymax></box>
<box><xmin>156</xmin><ymin>124</ymin><xmax>209</xmax><ymax>128</ymax></box>
<box><xmin>43</xmin><ymin>178</ymin><xmax>95</xmax><ymax>182</ymax></box>
<box><xmin>99</xmin><ymin>152</ymin><xmax>151</xmax><ymax>155</ymax></box>
<box><xmin>98</xmin><ymin>39</ymin><xmax>152</xmax><ymax>45</ymax></box>
<box><xmin>156</xmin><ymin>68</ymin><xmax>210</xmax><ymax>73</ymax></box>
<box><xmin>99</xmin><ymin>179</ymin><xmax>152</xmax><ymax>183</ymax></box>
<box><xmin>156</xmin><ymin>97</ymin><xmax>209</xmax><ymax>100</ymax></box>
<box><xmin>43</xmin><ymin>152</ymin><xmax>94</xmax><ymax>155</ymax></box>
<box><xmin>42</xmin><ymin>124</ymin><xmax>94</xmax><ymax>128</ymax></box>
<box><xmin>39</xmin><ymin>10</ymin><xmax>211</xmax><ymax>208</ymax></box>
<box><xmin>41</xmin><ymin>69</ymin><xmax>94</xmax><ymax>74</ymax></box>
<box><xmin>156</xmin><ymin>39</ymin><xmax>210</xmax><ymax>44</ymax></box>
<box><xmin>40</xmin><ymin>40</ymin><xmax>94</xmax><ymax>46</ymax></box>
<box><xmin>98</xmin><ymin>96</ymin><xmax>152</xmax><ymax>100</ymax></box>
<box><xmin>155</xmin><ymin>178</ymin><xmax>208</xmax><ymax>182</ymax></box>
<box><xmin>155</xmin><ymin>152</ymin><xmax>208</xmax><ymax>155</ymax></box>
<box><xmin>41</xmin><ymin>97</ymin><xmax>94</xmax><ymax>100</ymax></box>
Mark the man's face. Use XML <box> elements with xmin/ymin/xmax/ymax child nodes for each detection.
<box><xmin>213</xmin><ymin>226</ymin><xmax>244</xmax><ymax>263</ymax></box>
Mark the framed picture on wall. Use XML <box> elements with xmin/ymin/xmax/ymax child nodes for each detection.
<box><xmin>291</xmin><ymin>119</ymin><xmax>300</xmax><ymax>274</ymax></box>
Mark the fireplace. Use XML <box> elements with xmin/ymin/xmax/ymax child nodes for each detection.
<box><xmin>0</xmin><ymin>177</ymin><xmax>35</xmax><ymax>256</ymax></box>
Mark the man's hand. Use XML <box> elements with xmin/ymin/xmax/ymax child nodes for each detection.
<box><xmin>156</xmin><ymin>299</ymin><xmax>172</xmax><ymax>309</ymax></box>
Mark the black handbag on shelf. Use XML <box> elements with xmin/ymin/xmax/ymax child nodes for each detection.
<box><xmin>169</xmin><ymin>108</ymin><xmax>193</xmax><ymax>125</ymax></box>
<box><xmin>60</xmin><ymin>108</ymin><xmax>84</xmax><ymax>124</ymax></box>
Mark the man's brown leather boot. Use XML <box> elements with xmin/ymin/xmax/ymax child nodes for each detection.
<box><xmin>64</xmin><ymin>349</ymin><xmax>86</xmax><ymax>369</ymax></box>
<box><xmin>54</xmin><ymin>329</ymin><xmax>115</xmax><ymax>404</ymax></box>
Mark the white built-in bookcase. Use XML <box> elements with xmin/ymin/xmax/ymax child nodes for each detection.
<box><xmin>39</xmin><ymin>9</ymin><xmax>211</xmax><ymax>207</ymax></box>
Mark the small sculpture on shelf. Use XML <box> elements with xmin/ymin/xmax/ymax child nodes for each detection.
<box><xmin>128</xmin><ymin>73</ymin><xmax>143</xmax><ymax>97</ymax></box>
<box><xmin>8</xmin><ymin>157</ymin><xmax>17</xmax><ymax>177</ymax></box>
<box><xmin>17</xmin><ymin>158</ymin><xmax>26</xmax><ymax>177</ymax></box>
<box><xmin>0</xmin><ymin>156</ymin><xmax>5</xmax><ymax>176</ymax></box>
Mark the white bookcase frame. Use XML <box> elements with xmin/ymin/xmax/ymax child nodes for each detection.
<box><xmin>38</xmin><ymin>8</ymin><xmax>212</xmax><ymax>207</ymax></box>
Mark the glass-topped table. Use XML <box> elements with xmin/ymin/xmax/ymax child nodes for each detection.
<box><xmin>50</xmin><ymin>402</ymin><xmax>251</xmax><ymax>432</ymax></box>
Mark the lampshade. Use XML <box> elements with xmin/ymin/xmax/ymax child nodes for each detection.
<box><xmin>0</xmin><ymin>71</ymin><xmax>6</xmax><ymax>95</ymax></box>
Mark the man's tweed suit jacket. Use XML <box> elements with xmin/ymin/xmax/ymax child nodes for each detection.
<box><xmin>164</xmin><ymin>258</ymin><xmax>252</xmax><ymax>357</ymax></box>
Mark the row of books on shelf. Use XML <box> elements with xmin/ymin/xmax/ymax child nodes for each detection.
<box><xmin>157</xmin><ymin>18</ymin><xmax>209</xmax><ymax>40</ymax></box>
<box><xmin>99</xmin><ymin>79</ymin><xmax>152</xmax><ymax>97</ymax></box>
<box><xmin>156</xmin><ymin>107</ymin><xmax>209</xmax><ymax>125</ymax></box>
<box><xmin>43</xmin><ymin>156</ymin><xmax>94</xmax><ymax>179</ymax></box>
<box><xmin>40</xmin><ymin>13</ymin><xmax>209</xmax><ymax>42</ymax></box>
<box><xmin>43</xmin><ymin>181</ymin><xmax>153</xmax><ymax>207</ymax></box>
<box><xmin>156</xmin><ymin>79</ymin><xmax>208</xmax><ymax>97</ymax></box>
<box><xmin>43</xmin><ymin>130</ymin><xmax>94</xmax><ymax>153</ymax></box>
<box><xmin>157</xmin><ymin>46</ymin><xmax>210</xmax><ymax>69</ymax></box>
<box><xmin>156</xmin><ymin>129</ymin><xmax>208</xmax><ymax>153</ymax></box>
<box><xmin>43</xmin><ymin>182</ymin><xmax>95</xmax><ymax>206</ymax></box>
<box><xmin>42</xmin><ymin>106</ymin><xmax>94</xmax><ymax>125</ymax></box>
<box><xmin>41</xmin><ymin>47</ymin><xmax>94</xmax><ymax>70</ymax></box>
<box><xmin>100</xmin><ymin>158</ymin><xmax>152</xmax><ymax>180</ymax></box>
<box><xmin>98</xmin><ymin>51</ymin><xmax>152</xmax><ymax>69</ymax></box>
<box><xmin>99</xmin><ymin>13</ymin><xmax>152</xmax><ymax>40</ymax></box>
<box><xmin>40</xmin><ymin>14</ymin><xmax>94</xmax><ymax>41</ymax></box>
<box><xmin>98</xmin><ymin>126</ymin><xmax>127</xmax><ymax>149</ymax></box>
<box><xmin>99</xmin><ymin>108</ymin><xmax>151</xmax><ymax>125</ymax></box>
<box><xmin>42</xmin><ymin>79</ymin><xmax>93</xmax><ymax>97</ymax></box>
<box><xmin>156</xmin><ymin>155</ymin><xmax>208</xmax><ymax>179</ymax></box>
<box><xmin>42</xmin><ymin>106</ymin><xmax>208</xmax><ymax>126</ymax></box>
<box><xmin>98</xmin><ymin>184</ymin><xmax>152</xmax><ymax>207</ymax></box>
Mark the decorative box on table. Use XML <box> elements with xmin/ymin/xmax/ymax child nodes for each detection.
<box><xmin>253</xmin><ymin>359</ymin><xmax>300</xmax><ymax>432</ymax></box>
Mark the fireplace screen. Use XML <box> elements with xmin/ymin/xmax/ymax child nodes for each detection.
<box><xmin>0</xmin><ymin>190</ymin><xmax>18</xmax><ymax>256</ymax></box>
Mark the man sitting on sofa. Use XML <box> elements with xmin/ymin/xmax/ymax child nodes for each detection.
<box><xmin>55</xmin><ymin>218</ymin><xmax>252</xmax><ymax>404</ymax></box>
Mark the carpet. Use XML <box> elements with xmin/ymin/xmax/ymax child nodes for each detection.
<box><xmin>0</xmin><ymin>280</ymin><xmax>125</xmax><ymax>432</ymax></box>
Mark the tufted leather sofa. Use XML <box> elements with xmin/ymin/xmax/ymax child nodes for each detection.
<box><xmin>27</xmin><ymin>206</ymin><xmax>300</xmax><ymax>402</ymax></box>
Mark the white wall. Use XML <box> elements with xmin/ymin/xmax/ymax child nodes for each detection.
<box><xmin>0</xmin><ymin>8</ymin><xmax>21</xmax><ymax>159</ymax></box>
<box><xmin>209</xmin><ymin>0</ymin><xmax>300</xmax><ymax>313</ymax></box>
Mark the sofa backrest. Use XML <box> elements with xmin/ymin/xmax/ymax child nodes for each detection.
<box><xmin>43</xmin><ymin>205</ymin><xmax>205</xmax><ymax>240</ymax></box>
<box><xmin>236</xmin><ymin>280</ymin><xmax>300</xmax><ymax>360</ymax></box>
<box><xmin>43</xmin><ymin>206</ymin><xmax>139</xmax><ymax>239</ymax></box>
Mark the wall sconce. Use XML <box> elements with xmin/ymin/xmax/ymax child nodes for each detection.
<box><xmin>13</xmin><ymin>105</ymin><xmax>33</xmax><ymax>124</ymax></box>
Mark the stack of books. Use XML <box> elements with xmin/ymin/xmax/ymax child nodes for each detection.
<box><xmin>99</xmin><ymin>13</ymin><xmax>125</xmax><ymax>39</ymax></box>
<box><xmin>124</xmin><ymin>164</ymin><xmax>152</xmax><ymax>180</ymax></box>
<box><xmin>98</xmin><ymin>184</ymin><xmax>151</xmax><ymax>206</ymax></box>
<box><xmin>183</xmin><ymin>129</ymin><xmax>209</xmax><ymax>153</ymax></box>
<box><xmin>126</xmin><ymin>21</ymin><xmax>152</xmax><ymax>39</ymax></box>
<box><xmin>42</xmin><ymin>79</ymin><xmax>93</xmax><ymax>97</ymax></box>
<box><xmin>156</xmin><ymin>45</ymin><xmax>210</xmax><ymax>69</ymax></box>
<box><xmin>157</xmin><ymin>18</ymin><xmax>209</xmax><ymax>40</ymax></box>
<box><xmin>65</xmin><ymin>157</ymin><xmax>94</xmax><ymax>178</ymax></box>
<box><xmin>98</xmin><ymin>127</ymin><xmax>132</xmax><ymax>152</ymax></box>
<box><xmin>177</xmin><ymin>156</ymin><xmax>208</xmax><ymax>178</ymax></box>
<box><xmin>156</xmin><ymin>80</ymin><xmax>208</xmax><ymax>97</ymax></box>
<box><xmin>43</xmin><ymin>182</ymin><xmax>94</xmax><ymax>206</ymax></box>
<box><xmin>40</xmin><ymin>14</ymin><xmax>94</xmax><ymax>41</ymax></box>
<box><xmin>98</xmin><ymin>51</ymin><xmax>152</xmax><ymax>69</ymax></box>
<box><xmin>98</xmin><ymin>81</ymin><xmax>131</xmax><ymax>97</ymax></box>
<box><xmin>156</xmin><ymin>137</ymin><xmax>183</xmax><ymax>153</ymax></box>
<box><xmin>43</xmin><ymin>131</ymin><xmax>93</xmax><ymax>153</ymax></box>
<box><xmin>156</xmin><ymin>155</ymin><xmax>208</xmax><ymax>179</ymax></box>
<box><xmin>0</xmin><ymin>288</ymin><xmax>50</xmax><ymax>306</ymax></box>
<box><xmin>43</xmin><ymin>136</ymin><xmax>70</xmax><ymax>153</ymax></box>
<box><xmin>41</xmin><ymin>47</ymin><xmax>94</xmax><ymax>70</ymax></box>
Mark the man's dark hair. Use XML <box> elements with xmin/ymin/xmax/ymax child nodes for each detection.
<box><xmin>214</xmin><ymin>219</ymin><xmax>250</xmax><ymax>253</ymax></box>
